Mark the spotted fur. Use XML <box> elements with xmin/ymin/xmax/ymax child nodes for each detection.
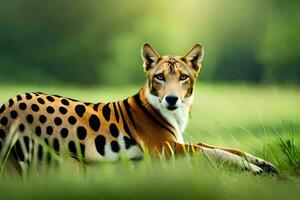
<box><xmin>0</xmin><ymin>43</ymin><xmax>277</xmax><ymax>174</ymax></box>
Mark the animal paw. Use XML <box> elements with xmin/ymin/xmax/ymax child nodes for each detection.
<box><xmin>248</xmin><ymin>163</ymin><xmax>264</xmax><ymax>175</ymax></box>
<box><xmin>245</xmin><ymin>153</ymin><xmax>278</xmax><ymax>175</ymax></box>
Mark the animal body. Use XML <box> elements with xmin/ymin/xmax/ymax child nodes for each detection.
<box><xmin>0</xmin><ymin>43</ymin><xmax>277</xmax><ymax>174</ymax></box>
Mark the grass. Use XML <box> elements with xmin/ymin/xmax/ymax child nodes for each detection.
<box><xmin>0</xmin><ymin>83</ymin><xmax>299</xmax><ymax>200</ymax></box>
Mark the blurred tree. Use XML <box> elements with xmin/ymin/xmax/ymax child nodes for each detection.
<box><xmin>0</xmin><ymin>0</ymin><xmax>298</xmax><ymax>85</ymax></box>
<box><xmin>206</xmin><ymin>0</ymin><xmax>267</xmax><ymax>83</ymax></box>
<box><xmin>258</xmin><ymin>0</ymin><xmax>300</xmax><ymax>83</ymax></box>
<box><xmin>0</xmin><ymin>0</ymin><xmax>142</xmax><ymax>85</ymax></box>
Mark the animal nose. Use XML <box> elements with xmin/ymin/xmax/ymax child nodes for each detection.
<box><xmin>165</xmin><ymin>95</ymin><xmax>178</xmax><ymax>106</ymax></box>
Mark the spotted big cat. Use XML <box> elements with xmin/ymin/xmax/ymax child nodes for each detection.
<box><xmin>0</xmin><ymin>43</ymin><xmax>277</xmax><ymax>174</ymax></box>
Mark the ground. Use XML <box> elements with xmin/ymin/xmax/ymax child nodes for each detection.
<box><xmin>0</xmin><ymin>83</ymin><xmax>299</xmax><ymax>200</ymax></box>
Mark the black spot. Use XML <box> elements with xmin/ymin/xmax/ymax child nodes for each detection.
<box><xmin>32</xmin><ymin>92</ymin><xmax>40</xmax><ymax>96</ymax></box>
<box><xmin>37</xmin><ymin>144</ymin><xmax>43</xmax><ymax>159</ymax></box>
<box><xmin>53</xmin><ymin>138</ymin><xmax>60</xmax><ymax>152</ymax></box>
<box><xmin>113</xmin><ymin>103</ymin><xmax>120</xmax><ymax>122</ymax></box>
<box><xmin>9</xmin><ymin>99</ymin><xmax>14</xmax><ymax>107</ymax></box>
<box><xmin>109</xmin><ymin>123</ymin><xmax>119</xmax><ymax>138</ymax></box>
<box><xmin>44</xmin><ymin>138</ymin><xmax>49</xmax><ymax>145</ymax></box>
<box><xmin>61</xmin><ymin>99</ymin><xmax>70</xmax><ymax>106</ymax></box>
<box><xmin>35</xmin><ymin>126</ymin><xmax>41</xmax><ymax>136</ymax></box>
<box><xmin>95</xmin><ymin>135</ymin><xmax>106</xmax><ymax>156</ymax></box>
<box><xmin>46</xmin><ymin>126</ymin><xmax>53</xmax><ymax>135</ymax></box>
<box><xmin>111</xmin><ymin>141</ymin><xmax>120</xmax><ymax>153</ymax></box>
<box><xmin>79</xmin><ymin>143</ymin><xmax>85</xmax><ymax>157</ymax></box>
<box><xmin>85</xmin><ymin>102</ymin><xmax>91</xmax><ymax>106</ymax></box>
<box><xmin>46</xmin><ymin>106</ymin><xmax>55</xmax><ymax>114</ymax></box>
<box><xmin>53</xmin><ymin>95</ymin><xmax>62</xmax><ymax>98</ymax></box>
<box><xmin>123</xmin><ymin>136</ymin><xmax>136</xmax><ymax>149</ymax></box>
<box><xmin>0</xmin><ymin>104</ymin><xmax>5</xmax><ymax>114</ymax></box>
<box><xmin>68</xmin><ymin>98</ymin><xmax>79</xmax><ymax>102</ymax></box>
<box><xmin>39</xmin><ymin>115</ymin><xmax>47</xmax><ymax>123</ymax></box>
<box><xmin>68</xmin><ymin>141</ymin><xmax>77</xmax><ymax>156</ymax></box>
<box><xmin>19</xmin><ymin>103</ymin><xmax>27</xmax><ymax>110</ymax></box>
<box><xmin>12</xmin><ymin>141</ymin><xmax>24</xmax><ymax>161</ymax></box>
<box><xmin>75</xmin><ymin>104</ymin><xmax>86</xmax><ymax>117</ymax></box>
<box><xmin>124</xmin><ymin>136</ymin><xmax>130</xmax><ymax>149</ymax></box>
<box><xmin>24</xmin><ymin>136</ymin><xmax>30</xmax><ymax>151</ymax></box>
<box><xmin>25</xmin><ymin>93</ymin><xmax>32</xmax><ymax>100</ymax></box>
<box><xmin>59</xmin><ymin>107</ymin><xmax>67</xmax><ymax>114</ymax></box>
<box><xmin>44</xmin><ymin>139</ymin><xmax>51</xmax><ymax>162</ymax></box>
<box><xmin>93</xmin><ymin>103</ymin><xmax>100</xmax><ymax>112</ymax></box>
<box><xmin>31</xmin><ymin>104</ymin><xmax>39</xmax><ymax>112</ymax></box>
<box><xmin>37</xmin><ymin>98</ymin><xmax>45</xmax><ymax>105</ymax></box>
<box><xmin>89</xmin><ymin>114</ymin><xmax>101</xmax><ymax>132</ymax></box>
<box><xmin>77</xmin><ymin>126</ymin><xmax>87</xmax><ymax>140</ymax></box>
<box><xmin>0</xmin><ymin>129</ymin><xmax>5</xmax><ymax>139</ymax></box>
<box><xmin>27</xmin><ymin>114</ymin><xmax>34</xmax><ymax>124</ymax></box>
<box><xmin>19</xmin><ymin>124</ymin><xmax>25</xmax><ymax>132</ymax></box>
<box><xmin>0</xmin><ymin>117</ymin><xmax>8</xmax><ymax>126</ymax></box>
<box><xmin>60</xmin><ymin>128</ymin><xmax>68</xmax><ymax>138</ymax></box>
<box><xmin>68</xmin><ymin>116</ymin><xmax>77</xmax><ymax>125</ymax></box>
<box><xmin>102</xmin><ymin>104</ymin><xmax>111</xmax><ymax>121</ymax></box>
<box><xmin>46</xmin><ymin>96</ymin><xmax>55</xmax><ymax>102</ymax></box>
<box><xmin>10</xmin><ymin>110</ymin><xmax>18</xmax><ymax>119</ymax></box>
<box><xmin>16</xmin><ymin>95</ymin><xmax>22</xmax><ymax>101</ymax></box>
<box><xmin>54</xmin><ymin>117</ymin><xmax>62</xmax><ymax>126</ymax></box>
<box><xmin>68</xmin><ymin>141</ymin><xmax>85</xmax><ymax>158</ymax></box>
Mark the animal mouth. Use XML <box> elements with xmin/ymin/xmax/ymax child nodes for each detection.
<box><xmin>166</xmin><ymin>106</ymin><xmax>178</xmax><ymax>111</ymax></box>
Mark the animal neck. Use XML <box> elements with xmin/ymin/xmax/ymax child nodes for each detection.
<box><xmin>126</xmin><ymin>88</ymin><xmax>177</xmax><ymax>142</ymax></box>
<box><xmin>143</xmin><ymin>85</ymin><xmax>193</xmax><ymax>143</ymax></box>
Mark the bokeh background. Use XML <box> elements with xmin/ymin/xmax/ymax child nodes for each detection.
<box><xmin>0</xmin><ymin>0</ymin><xmax>299</xmax><ymax>85</ymax></box>
<box><xmin>0</xmin><ymin>1</ymin><xmax>300</xmax><ymax>198</ymax></box>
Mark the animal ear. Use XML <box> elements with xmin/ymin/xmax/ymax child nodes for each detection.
<box><xmin>141</xmin><ymin>43</ymin><xmax>160</xmax><ymax>71</ymax></box>
<box><xmin>183</xmin><ymin>44</ymin><xmax>204</xmax><ymax>72</ymax></box>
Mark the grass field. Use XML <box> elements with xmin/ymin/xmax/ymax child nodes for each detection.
<box><xmin>0</xmin><ymin>83</ymin><xmax>299</xmax><ymax>200</ymax></box>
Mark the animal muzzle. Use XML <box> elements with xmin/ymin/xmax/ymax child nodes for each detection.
<box><xmin>164</xmin><ymin>94</ymin><xmax>179</xmax><ymax>110</ymax></box>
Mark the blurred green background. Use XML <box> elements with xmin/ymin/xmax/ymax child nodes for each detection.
<box><xmin>0</xmin><ymin>1</ymin><xmax>300</xmax><ymax>198</ymax></box>
<box><xmin>0</xmin><ymin>0</ymin><xmax>299</xmax><ymax>85</ymax></box>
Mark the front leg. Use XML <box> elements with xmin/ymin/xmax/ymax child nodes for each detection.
<box><xmin>173</xmin><ymin>143</ymin><xmax>276</xmax><ymax>174</ymax></box>
<box><xmin>196</xmin><ymin>142</ymin><xmax>278</xmax><ymax>174</ymax></box>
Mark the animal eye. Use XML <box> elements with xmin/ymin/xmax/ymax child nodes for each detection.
<box><xmin>179</xmin><ymin>74</ymin><xmax>189</xmax><ymax>81</ymax></box>
<box><xmin>155</xmin><ymin>73</ymin><xmax>165</xmax><ymax>81</ymax></box>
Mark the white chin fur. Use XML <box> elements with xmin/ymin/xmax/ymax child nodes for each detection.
<box><xmin>144</xmin><ymin>87</ymin><xmax>193</xmax><ymax>143</ymax></box>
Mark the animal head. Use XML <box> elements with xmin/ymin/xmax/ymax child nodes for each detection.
<box><xmin>141</xmin><ymin>43</ymin><xmax>204</xmax><ymax>111</ymax></box>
